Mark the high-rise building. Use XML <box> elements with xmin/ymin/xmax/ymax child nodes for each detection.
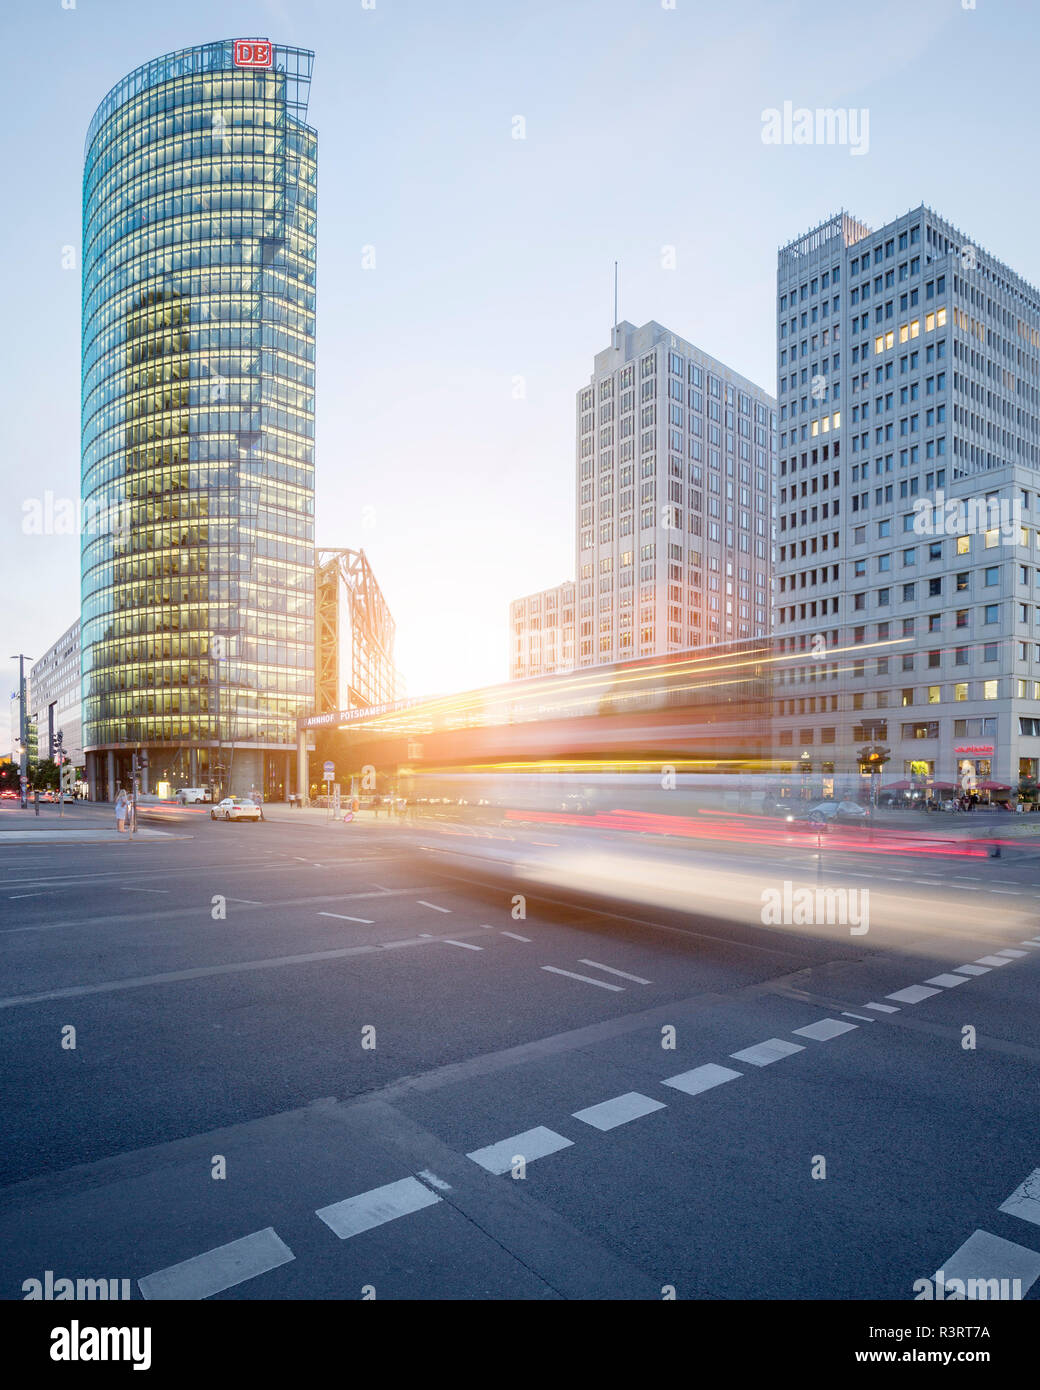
<box><xmin>510</xmin><ymin>322</ymin><xmax>776</xmax><ymax>677</ymax></box>
<box><xmin>80</xmin><ymin>40</ymin><xmax>317</xmax><ymax>800</ymax></box>
<box><xmin>575</xmin><ymin>322</ymin><xmax>776</xmax><ymax>667</ymax></box>
<box><xmin>30</xmin><ymin>620</ymin><xmax>82</xmax><ymax>766</ymax></box>
<box><xmin>774</xmin><ymin>207</ymin><xmax>1040</xmax><ymax>793</ymax></box>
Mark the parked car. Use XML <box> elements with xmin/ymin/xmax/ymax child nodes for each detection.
<box><xmin>803</xmin><ymin>800</ymin><xmax>870</xmax><ymax>824</ymax></box>
<box><xmin>210</xmin><ymin>797</ymin><xmax>263</xmax><ymax>822</ymax></box>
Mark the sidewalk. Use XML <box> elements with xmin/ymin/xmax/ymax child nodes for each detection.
<box><xmin>0</xmin><ymin>802</ymin><xmax>176</xmax><ymax>842</ymax></box>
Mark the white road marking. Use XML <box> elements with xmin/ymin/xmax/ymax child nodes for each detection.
<box><xmin>578</xmin><ymin>959</ymin><xmax>651</xmax><ymax>985</ymax></box>
<box><xmin>730</xmin><ymin>1038</ymin><xmax>805</xmax><ymax>1066</ymax></box>
<box><xmin>841</xmin><ymin>1011</ymin><xmax>877</xmax><ymax>1022</ymax></box>
<box><xmin>226</xmin><ymin>898</ymin><xmax>262</xmax><ymax>905</ymax></box>
<box><xmin>925</xmin><ymin>973</ymin><xmax>971</xmax><ymax>988</ymax></box>
<box><xmin>864</xmin><ymin>1002</ymin><xmax>899</xmax><ymax>1013</ymax></box>
<box><xmin>417</xmin><ymin>1169</ymin><xmax>453</xmax><ymax>1193</ymax></box>
<box><xmin>318</xmin><ymin>912</ymin><xmax>375</xmax><ymax>924</ymax></box>
<box><xmin>933</xmin><ymin>1229</ymin><xmax>1040</xmax><ymax>1299</ymax></box>
<box><xmin>572</xmin><ymin>1092</ymin><xmax>666</xmax><ymax>1131</ymax></box>
<box><xmin>998</xmin><ymin>1170</ymin><xmax>1040</xmax><ymax>1228</ymax></box>
<box><xmin>316</xmin><ymin>1176</ymin><xmax>441</xmax><ymax>1239</ymax></box>
<box><xmin>793</xmin><ymin>1018</ymin><xmax>858</xmax><ymax>1041</ymax></box>
<box><xmin>442</xmin><ymin>939</ymin><xmax>482</xmax><ymax>950</ymax></box>
<box><xmin>661</xmin><ymin>1063</ymin><xmax>742</xmax><ymax>1096</ymax></box>
<box><xmin>501</xmin><ymin>931</ymin><xmax>531</xmax><ymax>942</ymax></box>
<box><xmin>120</xmin><ymin>886</ymin><xmax>169</xmax><ymax>894</ymax></box>
<box><xmin>996</xmin><ymin>948</ymin><xmax>1027</xmax><ymax>958</ymax></box>
<box><xmin>8</xmin><ymin>893</ymin><xmax>46</xmax><ymax>899</ymax></box>
<box><xmin>975</xmin><ymin>955</ymin><xmax>1012</xmax><ymax>967</ymax></box>
<box><xmin>467</xmin><ymin>1126</ymin><xmax>573</xmax><ymax>1175</ymax></box>
<box><xmin>886</xmin><ymin>985</ymin><xmax>941</xmax><ymax>1004</ymax></box>
<box><xmin>955</xmin><ymin>964</ymin><xmax>991</xmax><ymax>975</ymax></box>
<box><xmin>417</xmin><ymin>900</ymin><xmax>451</xmax><ymax>913</ymax></box>
<box><xmin>0</xmin><ymin>944</ymin><xmax>397</xmax><ymax>1010</ymax></box>
<box><xmin>138</xmin><ymin>1227</ymin><xmax>294</xmax><ymax>1300</ymax></box>
<box><xmin>1020</xmin><ymin>941</ymin><xmax>1040</xmax><ymax>948</ymax></box>
<box><xmin>541</xmin><ymin>966</ymin><xmax>623</xmax><ymax>992</ymax></box>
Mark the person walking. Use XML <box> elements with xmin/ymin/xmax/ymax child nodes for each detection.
<box><xmin>115</xmin><ymin>787</ymin><xmax>129</xmax><ymax>834</ymax></box>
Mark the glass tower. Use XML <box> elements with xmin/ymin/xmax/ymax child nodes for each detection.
<box><xmin>81</xmin><ymin>40</ymin><xmax>316</xmax><ymax>799</ymax></box>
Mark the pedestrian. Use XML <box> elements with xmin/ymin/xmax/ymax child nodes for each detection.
<box><xmin>115</xmin><ymin>787</ymin><xmax>129</xmax><ymax>834</ymax></box>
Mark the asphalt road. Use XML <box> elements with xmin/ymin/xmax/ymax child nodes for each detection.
<box><xmin>1</xmin><ymin>800</ymin><xmax>1039</xmax><ymax>1302</ymax></box>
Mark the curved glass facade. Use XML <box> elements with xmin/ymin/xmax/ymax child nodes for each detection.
<box><xmin>81</xmin><ymin>40</ymin><xmax>316</xmax><ymax>795</ymax></box>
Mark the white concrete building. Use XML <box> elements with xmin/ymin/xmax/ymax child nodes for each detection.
<box><xmin>575</xmin><ymin>322</ymin><xmax>776</xmax><ymax>666</ymax></box>
<box><xmin>30</xmin><ymin>619</ymin><xmax>82</xmax><ymax>766</ymax></box>
<box><xmin>773</xmin><ymin>207</ymin><xmax>1040</xmax><ymax>795</ymax></box>
<box><xmin>509</xmin><ymin>581</ymin><xmax>575</xmax><ymax>681</ymax></box>
<box><xmin>511</xmin><ymin>322</ymin><xmax>776</xmax><ymax>676</ymax></box>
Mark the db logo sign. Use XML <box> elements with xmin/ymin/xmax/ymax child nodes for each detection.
<box><xmin>233</xmin><ymin>39</ymin><xmax>273</xmax><ymax>69</ymax></box>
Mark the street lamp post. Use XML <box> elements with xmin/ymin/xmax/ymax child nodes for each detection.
<box><xmin>10</xmin><ymin>654</ymin><xmax>33</xmax><ymax>808</ymax></box>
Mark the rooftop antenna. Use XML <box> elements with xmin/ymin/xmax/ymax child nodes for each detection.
<box><xmin>613</xmin><ymin>260</ymin><xmax>619</xmax><ymax>348</ymax></box>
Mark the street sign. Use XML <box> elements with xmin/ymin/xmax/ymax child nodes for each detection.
<box><xmin>323</xmin><ymin>760</ymin><xmax>335</xmax><ymax>780</ymax></box>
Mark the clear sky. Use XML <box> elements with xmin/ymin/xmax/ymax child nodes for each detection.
<box><xmin>3</xmin><ymin>0</ymin><xmax>1040</xmax><ymax>727</ymax></box>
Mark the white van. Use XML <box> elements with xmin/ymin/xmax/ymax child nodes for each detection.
<box><xmin>178</xmin><ymin>787</ymin><xmax>212</xmax><ymax>804</ymax></box>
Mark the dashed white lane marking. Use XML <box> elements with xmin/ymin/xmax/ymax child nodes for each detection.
<box><xmin>864</xmin><ymin>1002</ymin><xmax>899</xmax><ymax>1013</ymax></box>
<box><xmin>793</xmin><ymin>1018</ymin><xmax>858</xmax><ymax>1041</ymax></box>
<box><xmin>541</xmin><ymin>966</ymin><xmax>623</xmax><ymax>992</ymax></box>
<box><xmin>417</xmin><ymin>1169</ymin><xmax>453</xmax><ymax>1193</ymax></box>
<box><xmin>120</xmin><ymin>886</ymin><xmax>169</xmax><ymax>894</ymax></box>
<box><xmin>8</xmin><ymin>893</ymin><xmax>46</xmax><ymax>899</ymax></box>
<box><xmin>662</xmin><ymin>1063</ymin><xmax>742</xmax><ymax>1096</ymax></box>
<box><xmin>417</xmin><ymin>900</ymin><xmax>451</xmax><ymax>913</ymax></box>
<box><xmin>730</xmin><ymin>1038</ymin><xmax>805</xmax><ymax>1066</ymax></box>
<box><xmin>842</xmin><ymin>1011</ymin><xmax>877</xmax><ymax>1022</ymax></box>
<box><xmin>467</xmin><ymin>1126</ymin><xmax>573</xmax><ymax>1175</ymax></box>
<box><xmin>1020</xmin><ymin>941</ymin><xmax>1040</xmax><ymax>948</ymax></box>
<box><xmin>138</xmin><ymin>1227</ymin><xmax>294</xmax><ymax>1300</ymax></box>
<box><xmin>925</xmin><ymin>973</ymin><xmax>971</xmax><ymax>988</ymax></box>
<box><xmin>955</xmin><ymin>964</ymin><xmax>991</xmax><ymax>975</ymax></box>
<box><xmin>501</xmin><ymin>931</ymin><xmax>531</xmax><ymax>942</ymax></box>
<box><xmin>227</xmin><ymin>898</ymin><xmax>262</xmax><ymax>905</ymax></box>
<box><xmin>933</xmin><ymin>1229</ymin><xmax>1040</xmax><ymax>1298</ymax></box>
<box><xmin>975</xmin><ymin>955</ymin><xmax>1012</xmax><ymax>967</ymax></box>
<box><xmin>572</xmin><ymin>1091</ymin><xmax>666</xmax><ymax>1131</ymax></box>
<box><xmin>579</xmin><ymin>959</ymin><xmax>651</xmax><ymax>985</ymax></box>
<box><xmin>886</xmin><ymin>985</ymin><xmax>941</xmax><ymax>1004</ymax></box>
<box><xmin>998</xmin><ymin>1170</ymin><xmax>1040</xmax><ymax>1228</ymax></box>
<box><xmin>316</xmin><ymin>1176</ymin><xmax>441</xmax><ymax>1239</ymax></box>
<box><xmin>996</xmin><ymin>948</ymin><xmax>1028</xmax><ymax>958</ymax></box>
<box><xmin>442</xmin><ymin>939</ymin><xmax>482</xmax><ymax>950</ymax></box>
<box><xmin>318</xmin><ymin>912</ymin><xmax>375</xmax><ymax>924</ymax></box>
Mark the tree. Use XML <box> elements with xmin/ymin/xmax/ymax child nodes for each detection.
<box><xmin>33</xmin><ymin>758</ymin><xmax>60</xmax><ymax>791</ymax></box>
<box><xmin>1018</xmin><ymin>774</ymin><xmax>1038</xmax><ymax>807</ymax></box>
